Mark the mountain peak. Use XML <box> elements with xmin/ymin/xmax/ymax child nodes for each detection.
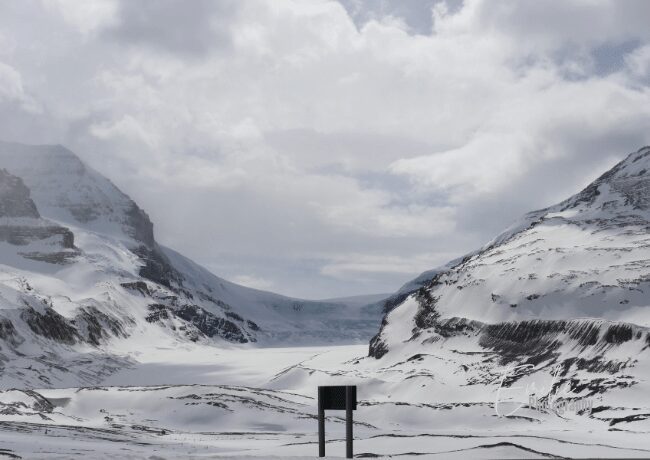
<box><xmin>558</xmin><ymin>146</ymin><xmax>650</xmax><ymax>214</ymax></box>
<box><xmin>0</xmin><ymin>142</ymin><xmax>154</xmax><ymax>247</ymax></box>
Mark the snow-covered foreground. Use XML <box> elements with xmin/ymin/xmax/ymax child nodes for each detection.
<box><xmin>0</xmin><ymin>344</ymin><xmax>649</xmax><ymax>459</ymax></box>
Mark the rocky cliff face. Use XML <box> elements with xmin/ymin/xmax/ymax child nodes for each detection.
<box><xmin>0</xmin><ymin>169</ymin><xmax>39</xmax><ymax>218</ymax></box>
<box><xmin>0</xmin><ymin>168</ymin><xmax>78</xmax><ymax>263</ymax></box>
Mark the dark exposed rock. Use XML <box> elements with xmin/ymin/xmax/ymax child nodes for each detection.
<box><xmin>133</xmin><ymin>245</ymin><xmax>184</xmax><ymax>290</ymax></box>
<box><xmin>480</xmin><ymin>321</ymin><xmax>561</xmax><ymax>365</ymax></box>
<box><xmin>225</xmin><ymin>311</ymin><xmax>244</xmax><ymax>322</ymax></box>
<box><xmin>557</xmin><ymin>356</ymin><xmax>631</xmax><ymax>375</ymax></box>
<box><xmin>19</xmin><ymin>249</ymin><xmax>79</xmax><ymax>264</ymax></box>
<box><xmin>371</xmin><ymin>300</ymin><xmax>648</xmax><ymax>368</ymax></box>
<box><xmin>478</xmin><ymin>319</ymin><xmax>648</xmax><ymax>369</ymax></box>
<box><xmin>608</xmin><ymin>413</ymin><xmax>650</xmax><ymax>426</ymax></box>
<box><xmin>603</xmin><ymin>324</ymin><xmax>633</xmax><ymax>344</ymax></box>
<box><xmin>21</xmin><ymin>307</ymin><xmax>78</xmax><ymax>345</ymax></box>
<box><xmin>73</xmin><ymin>307</ymin><xmax>127</xmax><ymax>346</ymax></box>
<box><xmin>0</xmin><ymin>389</ymin><xmax>54</xmax><ymax>414</ymax></box>
<box><xmin>21</xmin><ymin>390</ymin><xmax>54</xmax><ymax>413</ymax></box>
<box><xmin>145</xmin><ymin>303</ymin><xmax>254</xmax><ymax>344</ymax></box>
<box><xmin>246</xmin><ymin>320</ymin><xmax>260</xmax><ymax>331</ymax></box>
<box><xmin>0</xmin><ymin>318</ymin><xmax>22</xmax><ymax>347</ymax></box>
<box><xmin>379</xmin><ymin>272</ymin><xmax>448</xmax><ymax>316</ymax></box>
<box><xmin>0</xmin><ymin>225</ymin><xmax>75</xmax><ymax>248</ymax></box>
<box><xmin>146</xmin><ymin>304</ymin><xmax>170</xmax><ymax>323</ymax></box>
<box><xmin>380</xmin><ymin>291</ymin><xmax>412</xmax><ymax>315</ymax></box>
<box><xmin>0</xmin><ymin>169</ymin><xmax>79</xmax><ymax>263</ymax></box>
<box><xmin>434</xmin><ymin>317</ymin><xmax>482</xmax><ymax>338</ymax></box>
<box><xmin>413</xmin><ymin>288</ymin><xmax>440</xmax><ymax>331</ymax></box>
<box><xmin>175</xmin><ymin>305</ymin><xmax>249</xmax><ymax>343</ymax></box>
<box><xmin>567</xmin><ymin>321</ymin><xmax>600</xmax><ymax>346</ymax></box>
<box><xmin>567</xmin><ymin>376</ymin><xmax>636</xmax><ymax>396</ymax></box>
<box><xmin>121</xmin><ymin>281</ymin><xmax>152</xmax><ymax>297</ymax></box>
<box><xmin>369</xmin><ymin>316</ymin><xmax>390</xmax><ymax>359</ymax></box>
<box><xmin>368</xmin><ymin>334</ymin><xmax>388</xmax><ymax>359</ymax></box>
<box><xmin>125</xmin><ymin>203</ymin><xmax>155</xmax><ymax>248</ymax></box>
<box><xmin>67</xmin><ymin>204</ymin><xmax>99</xmax><ymax>223</ymax></box>
<box><xmin>0</xmin><ymin>169</ymin><xmax>39</xmax><ymax>218</ymax></box>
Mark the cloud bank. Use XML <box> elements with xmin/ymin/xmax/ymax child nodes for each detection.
<box><xmin>0</xmin><ymin>0</ymin><xmax>648</xmax><ymax>298</ymax></box>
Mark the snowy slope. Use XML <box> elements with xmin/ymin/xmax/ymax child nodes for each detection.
<box><xmin>367</xmin><ymin>146</ymin><xmax>650</xmax><ymax>418</ymax></box>
<box><xmin>0</xmin><ymin>344</ymin><xmax>648</xmax><ymax>458</ymax></box>
<box><xmin>0</xmin><ymin>142</ymin><xmax>382</xmax><ymax>388</ymax></box>
<box><xmin>376</xmin><ymin>147</ymin><xmax>650</xmax><ymax>326</ymax></box>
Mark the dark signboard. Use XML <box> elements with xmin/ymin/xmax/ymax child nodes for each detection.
<box><xmin>318</xmin><ymin>385</ymin><xmax>357</xmax><ymax>458</ymax></box>
<box><xmin>319</xmin><ymin>385</ymin><xmax>357</xmax><ymax>411</ymax></box>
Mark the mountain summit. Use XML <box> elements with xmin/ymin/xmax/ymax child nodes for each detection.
<box><xmin>376</xmin><ymin>146</ymin><xmax>650</xmax><ymax>331</ymax></box>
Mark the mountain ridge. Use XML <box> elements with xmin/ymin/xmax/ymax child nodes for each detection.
<box><xmin>367</xmin><ymin>145</ymin><xmax>650</xmax><ymax>409</ymax></box>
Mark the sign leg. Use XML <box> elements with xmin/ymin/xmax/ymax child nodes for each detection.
<box><xmin>318</xmin><ymin>387</ymin><xmax>325</xmax><ymax>457</ymax></box>
<box><xmin>346</xmin><ymin>386</ymin><xmax>353</xmax><ymax>459</ymax></box>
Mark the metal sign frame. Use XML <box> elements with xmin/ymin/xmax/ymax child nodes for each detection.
<box><xmin>318</xmin><ymin>385</ymin><xmax>357</xmax><ymax>458</ymax></box>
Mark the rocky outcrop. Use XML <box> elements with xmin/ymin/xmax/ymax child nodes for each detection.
<box><xmin>0</xmin><ymin>169</ymin><xmax>39</xmax><ymax>218</ymax></box>
<box><xmin>125</xmin><ymin>203</ymin><xmax>155</xmax><ymax>248</ymax></box>
<box><xmin>0</xmin><ymin>167</ymin><xmax>79</xmax><ymax>264</ymax></box>
<box><xmin>21</xmin><ymin>307</ymin><xmax>79</xmax><ymax>345</ymax></box>
<box><xmin>144</xmin><ymin>303</ymin><xmax>253</xmax><ymax>343</ymax></box>
<box><xmin>0</xmin><ymin>389</ymin><xmax>54</xmax><ymax>415</ymax></box>
<box><xmin>0</xmin><ymin>225</ymin><xmax>74</xmax><ymax>247</ymax></box>
<box><xmin>175</xmin><ymin>304</ymin><xmax>251</xmax><ymax>343</ymax></box>
<box><xmin>0</xmin><ymin>318</ymin><xmax>22</xmax><ymax>348</ymax></box>
<box><xmin>73</xmin><ymin>307</ymin><xmax>129</xmax><ymax>346</ymax></box>
<box><xmin>133</xmin><ymin>245</ymin><xmax>185</xmax><ymax>290</ymax></box>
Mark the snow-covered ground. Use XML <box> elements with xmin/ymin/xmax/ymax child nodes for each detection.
<box><xmin>0</xmin><ymin>343</ymin><xmax>648</xmax><ymax>459</ymax></box>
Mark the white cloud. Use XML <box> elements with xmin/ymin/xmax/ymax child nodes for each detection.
<box><xmin>321</xmin><ymin>252</ymin><xmax>458</xmax><ymax>280</ymax></box>
<box><xmin>0</xmin><ymin>0</ymin><xmax>648</xmax><ymax>298</ymax></box>
<box><xmin>230</xmin><ymin>274</ymin><xmax>274</xmax><ymax>290</ymax></box>
<box><xmin>42</xmin><ymin>0</ymin><xmax>118</xmax><ymax>36</ymax></box>
<box><xmin>625</xmin><ymin>44</ymin><xmax>650</xmax><ymax>79</ymax></box>
<box><xmin>0</xmin><ymin>62</ymin><xmax>41</xmax><ymax>113</ymax></box>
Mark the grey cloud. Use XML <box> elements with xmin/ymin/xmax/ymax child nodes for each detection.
<box><xmin>105</xmin><ymin>0</ymin><xmax>238</xmax><ymax>57</ymax></box>
<box><xmin>454</xmin><ymin>121</ymin><xmax>650</xmax><ymax>243</ymax></box>
<box><xmin>470</xmin><ymin>0</ymin><xmax>650</xmax><ymax>45</ymax></box>
<box><xmin>337</xmin><ymin>0</ymin><xmax>448</xmax><ymax>35</ymax></box>
<box><xmin>593</xmin><ymin>40</ymin><xmax>641</xmax><ymax>76</ymax></box>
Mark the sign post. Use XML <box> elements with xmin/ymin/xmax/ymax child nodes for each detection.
<box><xmin>317</xmin><ymin>385</ymin><xmax>357</xmax><ymax>458</ymax></box>
<box><xmin>318</xmin><ymin>386</ymin><xmax>326</xmax><ymax>457</ymax></box>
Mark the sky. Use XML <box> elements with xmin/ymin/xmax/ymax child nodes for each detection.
<box><xmin>0</xmin><ymin>0</ymin><xmax>649</xmax><ymax>299</ymax></box>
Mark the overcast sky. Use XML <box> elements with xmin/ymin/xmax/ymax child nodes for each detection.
<box><xmin>0</xmin><ymin>0</ymin><xmax>649</xmax><ymax>299</ymax></box>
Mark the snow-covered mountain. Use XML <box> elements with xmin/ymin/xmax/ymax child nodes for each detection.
<box><xmin>1</xmin><ymin>144</ymin><xmax>650</xmax><ymax>458</ymax></box>
<box><xmin>369</xmin><ymin>146</ymin><xmax>650</xmax><ymax>409</ymax></box>
<box><xmin>0</xmin><ymin>141</ymin><xmax>383</xmax><ymax>388</ymax></box>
